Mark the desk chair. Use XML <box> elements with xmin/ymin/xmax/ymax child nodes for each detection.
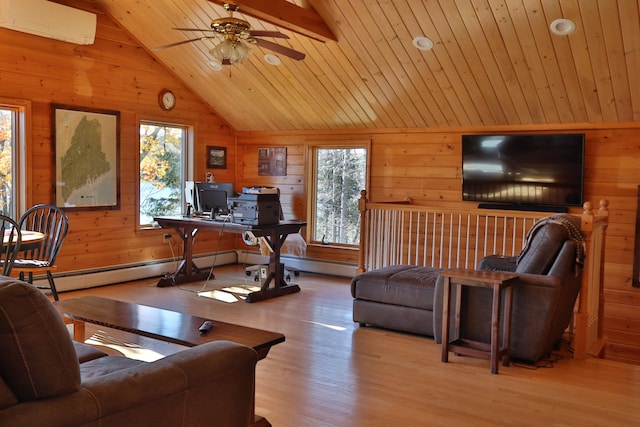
<box><xmin>13</xmin><ymin>204</ymin><xmax>69</xmax><ymax>301</ymax></box>
<box><xmin>244</xmin><ymin>232</ymin><xmax>306</xmax><ymax>282</ymax></box>
<box><xmin>0</xmin><ymin>215</ymin><xmax>22</xmax><ymax>276</ymax></box>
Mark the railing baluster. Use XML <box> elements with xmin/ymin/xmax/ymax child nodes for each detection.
<box><xmin>357</xmin><ymin>195</ymin><xmax>557</xmax><ymax>272</ymax></box>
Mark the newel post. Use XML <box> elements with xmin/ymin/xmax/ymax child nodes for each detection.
<box><xmin>575</xmin><ymin>199</ymin><xmax>609</xmax><ymax>359</ymax></box>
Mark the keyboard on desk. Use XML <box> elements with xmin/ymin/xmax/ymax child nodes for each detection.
<box><xmin>192</xmin><ymin>212</ymin><xmax>231</xmax><ymax>222</ymax></box>
<box><xmin>196</xmin><ymin>214</ymin><xmax>230</xmax><ymax>221</ymax></box>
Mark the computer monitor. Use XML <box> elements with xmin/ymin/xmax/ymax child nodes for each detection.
<box><xmin>185</xmin><ymin>181</ymin><xmax>197</xmax><ymax>209</ymax></box>
<box><xmin>195</xmin><ymin>182</ymin><xmax>234</xmax><ymax>214</ymax></box>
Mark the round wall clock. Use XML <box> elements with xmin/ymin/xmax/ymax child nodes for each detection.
<box><xmin>158</xmin><ymin>89</ymin><xmax>176</xmax><ymax>111</ymax></box>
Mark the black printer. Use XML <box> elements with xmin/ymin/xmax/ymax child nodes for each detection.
<box><xmin>229</xmin><ymin>190</ymin><xmax>281</xmax><ymax>225</ymax></box>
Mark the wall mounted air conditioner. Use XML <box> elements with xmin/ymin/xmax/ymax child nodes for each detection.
<box><xmin>0</xmin><ymin>0</ymin><xmax>96</xmax><ymax>45</ymax></box>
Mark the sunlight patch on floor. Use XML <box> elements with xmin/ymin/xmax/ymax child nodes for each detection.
<box><xmin>301</xmin><ymin>320</ymin><xmax>347</xmax><ymax>331</ymax></box>
<box><xmin>197</xmin><ymin>289</ymin><xmax>240</xmax><ymax>303</ymax></box>
<box><xmin>197</xmin><ymin>283</ymin><xmax>262</xmax><ymax>303</ymax></box>
<box><xmin>85</xmin><ymin>330</ymin><xmax>167</xmax><ymax>362</ymax></box>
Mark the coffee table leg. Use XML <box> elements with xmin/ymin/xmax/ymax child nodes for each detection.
<box><xmin>72</xmin><ymin>319</ymin><xmax>86</xmax><ymax>342</ymax></box>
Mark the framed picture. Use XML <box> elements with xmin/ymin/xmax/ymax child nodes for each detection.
<box><xmin>258</xmin><ymin>147</ymin><xmax>287</xmax><ymax>176</ymax></box>
<box><xmin>207</xmin><ymin>145</ymin><xmax>227</xmax><ymax>169</ymax></box>
<box><xmin>52</xmin><ymin>104</ymin><xmax>120</xmax><ymax>210</ymax></box>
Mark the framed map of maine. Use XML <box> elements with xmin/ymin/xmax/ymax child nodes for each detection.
<box><xmin>53</xmin><ymin>104</ymin><xmax>120</xmax><ymax>210</ymax></box>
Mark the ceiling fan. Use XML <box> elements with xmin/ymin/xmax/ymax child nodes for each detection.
<box><xmin>153</xmin><ymin>2</ymin><xmax>305</xmax><ymax>65</ymax></box>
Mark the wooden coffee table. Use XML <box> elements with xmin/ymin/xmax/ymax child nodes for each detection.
<box><xmin>54</xmin><ymin>296</ymin><xmax>285</xmax><ymax>360</ymax></box>
<box><xmin>55</xmin><ymin>296</ymin><xmax>284</xmax><ymax>427</ymax></box>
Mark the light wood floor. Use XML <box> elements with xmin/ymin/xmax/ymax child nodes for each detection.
<box><xmin>62</xmin><ymin>265</ymin><xmax>640</xmax><ymax>427</ymax></box>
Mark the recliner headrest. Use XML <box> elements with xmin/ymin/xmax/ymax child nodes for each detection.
<box><xmin>516</xmin><ymin>222</ymin><xmax>569</xmax><ymax>274</ymax></box>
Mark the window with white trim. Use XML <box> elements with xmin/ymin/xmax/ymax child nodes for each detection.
<box><xmin>311</xmin><ymin>145</ymin><xmax>368</xmax><ymax>245</ymax></box>
<box><xmin>139</xmin><ymin>122</ymin><xmax>190</xmax><ymax>226</ymax></box>
<box><xmin>0</xmin><ymin>105</ymin><xmax>22</xmax><ymax>217</ymax></box>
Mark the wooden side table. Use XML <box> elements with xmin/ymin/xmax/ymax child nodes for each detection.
<box><xmin>440</xmin><ymin>268</ymin><xmax>518</xmax><ymax>374</ymax></box>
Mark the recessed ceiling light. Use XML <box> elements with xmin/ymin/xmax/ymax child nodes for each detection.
<box><xmin>264</xmin><ymin>54</ymin><xmax>281</xmax><ymax>65</ymax></box>
<box><xmin>412</xmin><ymin>36</ymin><xmax>433</xmax><ymax>51</ymax></box>
<box><xmin>550</xmin><ymin>18</ymin><xmax>576</xmax><ymax>35</ymax></box>
<box><xmin>208</xmin><ymin>60</ymin><xmax>223</xmax><ymax>71</ymax></box>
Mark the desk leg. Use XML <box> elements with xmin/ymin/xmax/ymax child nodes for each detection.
<box><xmin>157</xmin><ymin>225</ymin><xmax>209</xmax><ymax>287</ymax></box>
<box><xmin>245</xmin><ymin>229</ymin><xmax>300</xmax><ymax>303</ymax></box>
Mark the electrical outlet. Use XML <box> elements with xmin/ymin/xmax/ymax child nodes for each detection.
<box><xmin>162</xmin><ymin>233</ymin><xmax>171</xmax><ymax>243</ymax></box>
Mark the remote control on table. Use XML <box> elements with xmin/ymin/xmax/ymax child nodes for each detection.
<box><xmin>199</xmin><ymin>321</ymin><xmax>214</xmax><ymax>333</ymax></box>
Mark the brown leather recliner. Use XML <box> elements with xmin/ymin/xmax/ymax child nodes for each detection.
<box><xmin>434</xmin><ymin>214</ymin><xmax>584</xmax><ymax>363</ymax></box>
<box><xmin>0</xmin><ymin>278</ymin><xmax>258</xmax><ymax>427</ymax></box>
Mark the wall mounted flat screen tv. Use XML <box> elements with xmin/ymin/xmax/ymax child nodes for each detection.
<box><xmin>462</xmin><ymin>133</ymin><xmax>585</xmax><ymax>210</ymax></box>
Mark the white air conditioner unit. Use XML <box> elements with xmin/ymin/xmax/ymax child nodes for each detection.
<box><xmin>0</xmin><ymin>0</ymin><xmax>96</xmax><ymax>45</ymax></box>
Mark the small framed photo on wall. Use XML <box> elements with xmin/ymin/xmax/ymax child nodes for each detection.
<box><xmin>258</xmin><ymin>147</ymin><xmax>287</xmax><ymax>176</ymax></box>
<box><xmin>207</xmin><ymin>146</ymin><xmax>226</xmax><ymax>169</ymax></box>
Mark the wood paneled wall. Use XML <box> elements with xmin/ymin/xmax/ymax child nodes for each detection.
<box><xmin>1</xmin><ymin>1</ymin><xmax>638</xmax><ymax>365</ymax></box>
<box><xmin>235</xmin><ymin>125</ymin><xmax>640</xmax><ymax>365</ymax></box>
<box><xmin>0</xmin><ymin>2</ymin><xmax>236</xmax><ymax>274</ymax></box>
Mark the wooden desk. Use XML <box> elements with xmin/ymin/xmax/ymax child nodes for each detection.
<box><xmin>440</xmin><ymin>268</ymin><xmax>517</xmax><ymax>374</ymax></box>
<box><xmin>154</xmin><ymin>216</ymin><xmax>306</xmax><ymax>302</ymax></box>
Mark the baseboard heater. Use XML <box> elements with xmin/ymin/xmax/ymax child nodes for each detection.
<box><xmin>29</xmin><ymin>252</ymin><xmax>356</xmax><ymax>293</ymax></box>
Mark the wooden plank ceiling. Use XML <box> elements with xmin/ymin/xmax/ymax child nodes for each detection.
<box><xmin>82</xmin><ymin>0</ymin><xmax>640</xmax><ymax>131</ymax></box>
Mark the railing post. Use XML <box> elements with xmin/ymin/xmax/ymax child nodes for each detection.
<box><xmin>575</xmin><ymin>200</ymin><xmax>609</xmax><ymax>359</ymax></box>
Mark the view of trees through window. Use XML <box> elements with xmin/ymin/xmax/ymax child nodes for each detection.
<box><xmin>314</xmin><ymin>147</ymin><xmax>367</xmax><ymax>245</ymax></box>
<box><xmin>0</xmin><ymin>108</ymin><xmax>14</xmax><ymax>216</ymax></box>
<box><xmin>139</xmin><ymin>123</ymin><xmax>185</xmax><ymax>225</ymax></box>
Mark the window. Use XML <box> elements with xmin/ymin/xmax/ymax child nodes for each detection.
<box><xmin>0</xmin><ymin>105</ymin><xmax>22</xmax><ymax>218</ymax></box>
<box><xmin>311</xmin><ymin>146</ymin><xmax>368</xmax><ymax>245</ymax></box>
<box><xmin>139</xmin><ymin>122</ymin><xmax>190</xmax><ymax>226</ymax></box>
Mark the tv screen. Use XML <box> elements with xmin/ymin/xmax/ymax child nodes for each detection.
<box><xmin>462</xmin><ymin>133</ymin><xmax>585</xmax><ymax>209</ymax></box>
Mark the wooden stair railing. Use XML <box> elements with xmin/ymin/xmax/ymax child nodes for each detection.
<box><xmin>357</xmin><ymin>189</ymin><xmax>609</xmax><ymax>359</ymax></box>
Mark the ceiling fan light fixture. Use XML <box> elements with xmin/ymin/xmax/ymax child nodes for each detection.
<box><xmin>264</xmin><ymin>54</ymin><xmax>281</xmax><ymax>66</ymax></box>
<box><xmin>550</xmin><ymin>18</ymin><xmax>576</xmax><ymax>35</ymax></box>
<box><xmin>412</xmin><ymin>36</ymin><xmax>433</xmax><ymax>51</ymax></box>
<box><xmin>208</xmin><ymin>60</ymin><xmax>223</xmax><ymax>71</ymax></box>
<box><xmin>209</xmin><ymin>38</ymin><xmax>251</xmax><ymax>64</ymax></box>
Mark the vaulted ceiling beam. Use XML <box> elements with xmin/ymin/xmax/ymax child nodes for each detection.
<box><xmin>207</xmin><ymin>0</ymin><xmax>336</xmax><ymax>42</ymax></box>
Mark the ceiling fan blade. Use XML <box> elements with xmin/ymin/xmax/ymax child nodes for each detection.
<box><xmin>173</xmin><ymin>27</ymin><xmax>213</xmax><ymax>32</ymax></box>
<box><xmin>153</xmin><ymin>37</ymin><xmax>211</xmax><ymax>51</ymax></box>
<box><xmin>254</xmin><ymin>38</ymin><xmax>305</xmax><ymax>60</ymax></box>
<box><xmin>249</xmin><ymin>30</ymin><xmax>289</xmax><ymax>39</ymax></box>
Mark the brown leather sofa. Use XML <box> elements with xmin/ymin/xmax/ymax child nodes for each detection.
<box><xmin>352</xmin><ymin>214</ymin><xmax>583</xmax><ymax>363</ymax></box>
<box><xmin>0</xmin><ymin>278</ymin><xmax>258</xmax><ymax>427</ymax></box>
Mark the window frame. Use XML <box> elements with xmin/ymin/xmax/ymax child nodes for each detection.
<box><xmin>137</xmin><ymin>118</ymin><xmax>194</xmax><ymax>229</ymax></box>
<box><xmin>307</xmin><ymin>140</ymin><xmax>370</xmax><ymax>247</ymax></box>
<box><xmin>0</xmin><ymin>99</ymin><xmax>29</xmax><ymax>218</ymax></box>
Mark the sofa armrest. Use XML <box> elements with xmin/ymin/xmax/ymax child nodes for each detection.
<box><xmin>0</xmin><ymin>341</ymin><xmax>259</xmax><ymax>427</ymax></box>
<box><xmin>82</xmin><ymin>340</ymin><xmax>258</xmax><ymax>426</ymax></box>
